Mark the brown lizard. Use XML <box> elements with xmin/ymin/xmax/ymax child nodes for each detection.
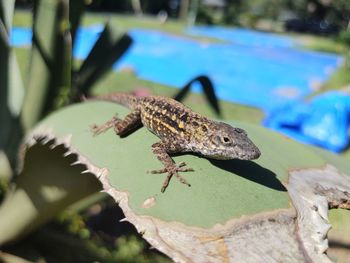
<box><xmin>89</xmin><ymin>93</ymin><xmax>261</xmax><ymax>192</ymax></box>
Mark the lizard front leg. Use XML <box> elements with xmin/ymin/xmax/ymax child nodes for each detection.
<box><xmin>151</xmin><ymin>141</ymin><xmax>194</xmax><ymax>192</ymax></box>
<box><xmin>91</xmin><ymin>110</ymin><xmax>142</xmax><ymax>137</ymax></box>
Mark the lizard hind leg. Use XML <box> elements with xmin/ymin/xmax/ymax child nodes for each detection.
<box><xmin>151</xmin><ymin>142</ymin><xmax>194</xmax><ymax>193</ymax></box>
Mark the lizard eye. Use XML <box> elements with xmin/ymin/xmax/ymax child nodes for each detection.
<box><xmin>222</xmin><ymin>137</ymin><xmax>230</xmax><ymax>143</ymax></box>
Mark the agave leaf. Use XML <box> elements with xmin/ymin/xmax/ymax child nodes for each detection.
<box><xmin>0</xmin><ymin>251</ymin><xmax>34</xmax><ymax>263</ymax></box>
<box><xmin>0</xmin><ymin>0</ymin><xmax>24</xmax><ymax>168</ymax></box>
<box><xmin>73</xmin><ymin>21</ymin><xmax>132</xmax><ymax>97</ymax></box>
<box><xmin>173</xmin><ymin>75</ymin><xmax>221</xmax><ymax>116</ymax></box>
<box><xmin>20</xmin><ymin>0</ymin><xmax>71</xmax><ymax>131</ymax></box>
<box><xmin>0</xmin><ymin>102</ymin><xmax>349</xmax><ymax>262</ymax></box>
<box><xmin>0</xmin><ymin>137</ymin><xmax>101</xmax><ymax>245</ymax></box>
<box><xmin>0</xmin><ymin>0</ymin><xmax>15</xmax><ymax>32</ymax></box>
<box><xmin>69</xmin><ymin>0</ymin><xmax>86</xmax><ymax>47</ymax></box>
<box><xmin>0</xmin><ymin>151</ymin><xmax>11</xmax><ymax>181</ymax></box>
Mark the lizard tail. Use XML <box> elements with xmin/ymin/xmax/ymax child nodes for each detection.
<box><xmin>87</xmin><ymin>93</ymin><xmax>138</xmax><ymax>110</ymax></box>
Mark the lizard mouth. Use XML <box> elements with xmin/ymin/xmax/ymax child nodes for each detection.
<box><xmin>207</xmin><ymin>146</ymin><xmax>261</xmax><ymax>160</ymax></box>
<box><xmin>241</xmin><ymin>147</ymin><xmax>261</xmax><ymax>160</ymax></box>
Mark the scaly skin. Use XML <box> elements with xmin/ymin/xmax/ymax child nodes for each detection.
<box><xmin>90</xmin><ymin>93</ymin><xmax>261</xmax><ymax>192</ymax></box>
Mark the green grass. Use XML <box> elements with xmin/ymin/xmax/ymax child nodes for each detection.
<box><xmin>14</xmin><ymin>9</ymin><xmax>187</xmax><ymax>34</ymax></box>
<box><xmin>294</xmin><ymin>33</ymin><xmax>349</xmax><ymax>54</ymax></box>
<box><xmin>293</xmin><ymin>33</ymin><xmax>350</xmax><ymax>98</ymax></box>
<box><xmin>81</xmin><ymin>12</ymin><xmax>187</xmax><ymax>34</ymax></box>
<box><xmin>322</xmin><ymin>56</ymin><xmax>350</xmax><ymax>91</ymax></box>
<box><xmin>80</xmin><ymin>12</ymin><xmax>222</xmax><ymax>43</ymax></box>
<box><xmin>12</xmin><ymin>9</ymin><xmax>32</xmax><ymax>27</ymax></box>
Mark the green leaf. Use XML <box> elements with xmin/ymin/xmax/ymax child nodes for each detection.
<box><xmin>73</xmin><ymin>21</ymin><xmax>132</xmax><ymax>97</ymax></box>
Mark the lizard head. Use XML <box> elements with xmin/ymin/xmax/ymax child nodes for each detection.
<box><xmin>199</xmin><ymin>122</ymin><xmax>261</xmax><ymax>160</ymax></box>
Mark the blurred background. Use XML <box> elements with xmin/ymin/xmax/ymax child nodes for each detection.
<box><xmin>1</xmin><ymin>0</ymin><xmax>350</xmax><ymax>262</ymax></box>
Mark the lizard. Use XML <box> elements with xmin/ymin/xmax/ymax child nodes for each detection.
<box><xmin>88</xmin><ymin>93</ymin><xmax>261</xmax><ymax>193</ymax></box>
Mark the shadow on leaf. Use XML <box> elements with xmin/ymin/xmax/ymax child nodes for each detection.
<box><xmin>209</xmin><ymin>159</ymin><xmax>287</xmax><ymax>192</ymax></box>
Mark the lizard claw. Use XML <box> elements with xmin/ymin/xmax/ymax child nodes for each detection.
<box><xmin>148</xmin><ymin>162</ymin><xmax>194</xmax><ymax>174</ymax></box>
<box><xmin>148</xmin><ymin>162</ymin><xmax>194</xmax><ymax>193</ymax></box>
<box><xmin>176</xmin><ymin>162</ymin><xmax>194</xmax><ymax>172</ymax></box>
<box><xmin>160</xmin><ymin>171</ymin><xmax>191</xmax><ymax>193</ymax></box>
<box><xmin>90</xmin><ymin>124</ymin><xmax>105</xmax><ymax>136</ymax></box>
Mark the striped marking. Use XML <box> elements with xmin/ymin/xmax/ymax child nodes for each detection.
<box><xmin>178</xmin><ymin>121</ymin><xmax>185</xmax><ymax>129</ymax></box>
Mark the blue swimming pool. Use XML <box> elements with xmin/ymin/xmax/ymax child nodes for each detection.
<box><xmin>11</xmin><ymin>25</ymin><xmax>343</xmax><ymax>112</ymax></box>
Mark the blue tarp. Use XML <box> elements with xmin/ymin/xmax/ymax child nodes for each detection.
<box><xmin>12</xmin><ymin>25</ymin><xmax>343</xmax><ymax>111</ymax></box>
<box><xmin>264</xmin><ymin>91</ymin><xmax>350</xmax><ymax>152</ymax></box>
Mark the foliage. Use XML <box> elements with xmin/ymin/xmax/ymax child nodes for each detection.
<box><xmin>0</xmin><ymin>0</ymin><xmax>132</xmax><ymax>173</ymax></box>
<box><xmin>87</xmin><ymin>0</ymin><xmax>132</xmax><ymax>12</ymax></box>
<box><xmin>337</xmin><ymin>30</ymin><xmax>350</xmax><ymax>46</ymax></box>
<box><xmin>324</xmin><ymin>0</ymin><xmax>350</xmax><ymax>29</ymax></box>
<box><xmin>196</xmin><ymin>2</ymin><xmax>214</xmax><ymax>25</ymax></box>
<box><xmin>223</xmin><ymin>0</ymin><xmax>286</xmax><ymax>27</ymax></box>
<box><xmin>223</xmin><ymin>0</ymin><xmax>350</xmax><ymax>34</ymax></box>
